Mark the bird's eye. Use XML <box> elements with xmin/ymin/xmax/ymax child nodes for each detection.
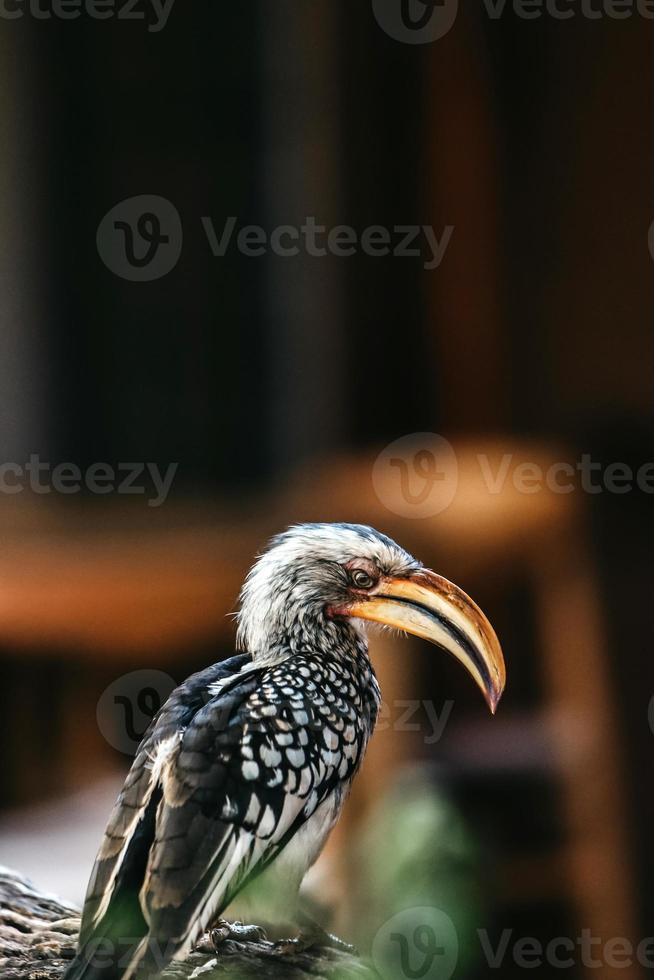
<box><xmin>351</xmin><ymin>569</ymin><xmax>375</xmax><ymax>590</ymax></box>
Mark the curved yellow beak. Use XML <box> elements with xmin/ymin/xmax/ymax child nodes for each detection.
<box><xmin>346</xmin><ymin>569</ymin><xmax>505</xmax><ymax>713</ymax></box>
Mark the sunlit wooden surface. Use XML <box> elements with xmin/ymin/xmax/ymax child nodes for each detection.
<box><xmin>0</xmin><ymin>441</ymin><xmax>573</xmax><ymax>657</ymax></box>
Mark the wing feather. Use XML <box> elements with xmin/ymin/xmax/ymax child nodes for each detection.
<box><xmin>78</xmin><ymin>655</ymin><xmax>250</xmax><ymax>945</ymax></box>
<box><xmin>75</xmin><ymin>649</ymin><xmax>368</xmax><ymax>977</ymax></box>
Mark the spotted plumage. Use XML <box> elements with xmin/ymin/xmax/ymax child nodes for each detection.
<box><xmin>65</xmin><ymin>523</ymin><xmax>504</xmax><ymax>980</ymax></box>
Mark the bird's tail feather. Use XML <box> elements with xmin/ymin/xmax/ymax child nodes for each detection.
<box><xmin>61</xmin><ymin>951</ymin><xmax>129</xmax><ymax>980</ymax></box>
<box><xmin>62</xmin><ymin>891</ymin><xmax>166</xmax><ymax>980</ymax></box>
<box><xmin>62</xmin><ymin>936</ymin><xmax>169</xmax><ymax>980</ymax></box>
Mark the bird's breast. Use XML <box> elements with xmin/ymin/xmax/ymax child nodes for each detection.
<box><xmin>225</xmin><ymin>786</ymin><xmax>347</xmax><ymax>926</ymax></box>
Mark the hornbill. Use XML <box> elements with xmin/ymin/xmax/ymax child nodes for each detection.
<box><xmin>64</xmin><ymin>523</ymin><xmax>505</xmax><ymax>980</ymax></box>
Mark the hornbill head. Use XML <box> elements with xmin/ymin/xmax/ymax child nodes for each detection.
<box><xmin>237</xmin><ymin>523</ymin><xmax>505</xmax><ymax>712</ymax></box>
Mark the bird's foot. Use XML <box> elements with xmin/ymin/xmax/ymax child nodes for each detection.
<box><xmin>272</xmin><ymin>925</ymin><xmax>357</xmax><ymax>956</ymax></box>
<box><xmin>319</xmin><ymin>930</ymin><xmax>358</xmax><ymax>955</ymax></box>
<box><xmin>210</xmin><ymin>919</ymin><xmax>268</xmax><ymax>950</ymax></box>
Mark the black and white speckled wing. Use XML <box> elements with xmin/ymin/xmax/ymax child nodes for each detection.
<box><xmin>139</xmin><ymin>652</ymin><xmax>374</xmax><ymax>958</ymax></box>
<box><xmin>76</xmin><ymin>650</ymin><xmax>376</xmax><ymax>975</ymax></box>
<box><xmin>77</xmin><ymin>654</ymin><xmax>252</xmax><ymax>947</ymax></box>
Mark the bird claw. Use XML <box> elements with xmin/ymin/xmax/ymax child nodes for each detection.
<box><xmin>272</xmin><ymin>926</ymin><xmax>357</xmax><ymax>956</ymax></box>
<box><xmin>324</xmin><ymin>932</ymin><xmax>358</xmax><ymax>955</ymax></box>
<box><xmin>312</xmin><ymin>928</ymin><xmax>358</xmax><ymax>955</ymax></box>
<box><xmin>271</xmin><ymin>937</ymin><xmax>305</xmax><ymax>956</ymax></box>
<box><xmin>210</xmin><ymin>919</ymin><xmax>268</xmax><ymax>949</ymax></box>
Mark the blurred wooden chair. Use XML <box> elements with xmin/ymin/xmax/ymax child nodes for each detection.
<box><xmin>0</xmin><ymin>443</ymin><xmax>639</xmax><ymax>978</ymax></box>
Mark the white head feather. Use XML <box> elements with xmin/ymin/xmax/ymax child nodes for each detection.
<box><xmin>236</xmin><ymin>522</ymin><xmax>419</xmax><ymax>662</ymax></box>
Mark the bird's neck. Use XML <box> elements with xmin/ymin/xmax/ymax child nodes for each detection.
<box><xmin>248</xmin><ymin>611</ymin><xmax>369</xmax><ymax>669</ymax></box>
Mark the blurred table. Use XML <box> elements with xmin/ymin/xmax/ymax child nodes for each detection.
<box><xmin>0</xmin><ymin>441</ymin><xmax>640</xmax><ymax>979</ymax></box>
